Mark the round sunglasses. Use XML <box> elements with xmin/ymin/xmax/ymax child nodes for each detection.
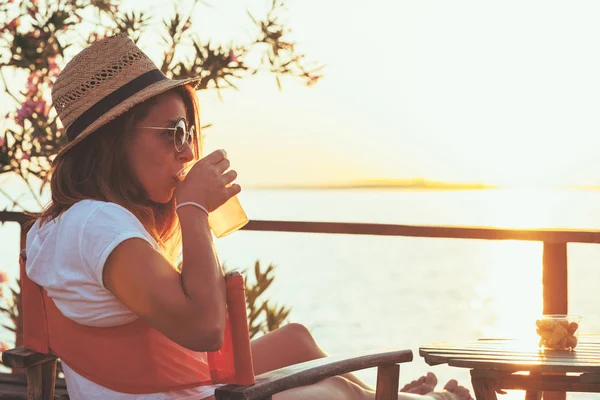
<box><xmin>139</xmin><ymin>117</ymin><xmax>195</xmax><ymax>152</ymax></box>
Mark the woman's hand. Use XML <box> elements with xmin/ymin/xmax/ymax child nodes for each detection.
<box><xmin>175</xmin><ymin>149</ymin><xmax>241</xmax><ymax>212</ymax></box>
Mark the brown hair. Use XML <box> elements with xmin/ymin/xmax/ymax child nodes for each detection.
<box><xmin>33</xmin><ymin>85</ymin><xmax>201</xmax><ymax>264</ymax></box>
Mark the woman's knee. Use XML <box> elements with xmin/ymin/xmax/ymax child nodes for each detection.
<box><xmin>281</xmin><ymin>323</ymin><xmax>316</xmax><ymax>347</ymax></box>
<box><xmin>278</xmin><ymin>323</ymin><xmax>324</xmax><ymax>356</ymax></box>
<box><xmin>250</xmin><ymin>323</ymin><xmax>323</xmax><ymax>374</ymax></box>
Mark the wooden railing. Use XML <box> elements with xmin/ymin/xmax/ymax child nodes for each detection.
<box><xmin>4</xmin><ymin>210</ymin><xmax>599</xmax><ymax>316</ymax></box>
<box><xmin>241</xmin><ymin>220</ymin><xmax>598</xmax><ymax>316</ymax></box>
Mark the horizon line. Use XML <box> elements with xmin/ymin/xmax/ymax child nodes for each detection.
<box><xmin>243</xmin><ymin>178</ymin><xmax>600</xmax><ymax>191</ymax></box>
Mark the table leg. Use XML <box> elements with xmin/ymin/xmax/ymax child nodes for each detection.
<box><xmin>540</xmin><ymin>372</ymin><xmax>566</xmax><ymax>400</ymax></box>
<box><xmin>525</xmin><ymin>390</ymin><xmax>541</xmax><ymax>400</ymax></box>
<box><xmin>542</xmin><ymin>392</ymin><xmax>566</xmax><ymax>400</ymax></box>
<box><xmin>523</xmin><ymin>372</ymin><xmax>541</xmax><ymax>400</ymax></box>
<box><xmin>471</xmin><ymin>370</ymin><xmax>498</xmax><ymax>400</ymax></box>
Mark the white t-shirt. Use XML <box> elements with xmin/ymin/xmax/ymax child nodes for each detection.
<box><xmin>25</xmin><ymin>199</ymin><xmax>219</xmax><ymax>400</ymax></box>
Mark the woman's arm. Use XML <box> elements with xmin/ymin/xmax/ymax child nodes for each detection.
<box><xmin>103</xmin><ymin>207</ymin><xmax>226</xmax><ymax>352</ymax></box>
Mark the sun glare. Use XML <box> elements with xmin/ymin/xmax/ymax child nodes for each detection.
<box><xmin>477</xmin><ymin>240</ymin><xmax>543</xmax><ymax>343</ymax></box>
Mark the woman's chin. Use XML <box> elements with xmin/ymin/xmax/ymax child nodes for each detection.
<box><xmin>149</xmin><ymin>189</ymin><xmax>175</xmax><ymax>204</ymax></box>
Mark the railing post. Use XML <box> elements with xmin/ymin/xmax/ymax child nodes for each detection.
<box><xmin>541</xmin><ymin>241</ymin><xmax>568</xmax><ymax>400</ymax></box>
<box><xmin>542</xmin><ymin>242</ymin><xmax>568</xmax><ymax>315</ymax></box>
<box><xmin>16</xmin><ymin>221</ymin><xmax>28</xmax><ymax>348</ymax></box>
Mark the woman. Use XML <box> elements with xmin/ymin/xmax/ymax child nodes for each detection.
<box><xmin>25</xmin><ymin>34</ymin><xmax>473</xmax><ymax>400</ymax></box>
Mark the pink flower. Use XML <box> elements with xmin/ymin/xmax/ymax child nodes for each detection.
<box><xmin>0</xmin><ymin>271</ymin><xmax>9</xmax><ymax>284</ymax></box>
<box><xmin>16</xmin><ymin>100</ymin><xmax>35</xmax><ymax>125</ymax></box>
<box><xmin>16</xmin><ymin>111</ymin><xmax>28</xmax><ymax>126</ymax></box>
<box><xmin>33</xmin><ymin>99</ymin><xmax>46</xmax><ymax>115</ymax></box>
<box><xmin>21</xmin><ymin>153</ymin><xmax>30</xmax><ymax>161</ymax></box>
<box><xmin>1</xmin><ymin>18</ymin><xmax>19</xmax><ymax>32</ymax></box>
<box><xmin>307</xmin><ymin>75</ymin><xmax>320</xmax><ymax>87</ymax></box>
<box><xmin>26</xmin><ymin>81</ymin><xmax>36</xmax><ymax>94</ymax></box>
<box><xmin>16</xmin><ymin>97</ymin><xmax>48</xmax><ymax>125</ymax></box>
<box><xmin>47</xmin><ymin>57</ymin><xmax>60</xmax><ymax>77</ymax></box>
<box><xmin>26</xmin><ymin>72</ymin><xmax>42</xmax><ymax>95</ymax></box>
<box><xmin>227</xmin><ymin>49</ymin><xmax>238</xmax><ymax>64</ymax></box>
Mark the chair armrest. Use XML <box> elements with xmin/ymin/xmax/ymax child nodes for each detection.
<box><xmin>2</xmin><ymin>346</ymin><xmax>56</xmax><ymax>369</ymax></box>
<box><xmin>215</xmin><ymin>349</ymin><xmax>413</xmax><ymax>400</ymax></box>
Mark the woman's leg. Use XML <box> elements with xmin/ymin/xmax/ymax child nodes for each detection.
<box><xmin>247</xmin><ymin>324</ymin><xmax>472</xmax><ymax>400</ymax></box>
<box><xmin>250</xmin><ymin>323</ymin><xmax>374</xmax><ymax>390</ymax></box>
<box><xmin>273</xmin><ymin>384</ymin><xmax>472</xmax><ymax>400</ymax></box>
<box><xmin>201</xmin><ymin>376</ymin><xmax>372</xmax><ymax>400</ymax></box>
<box><xmin>273</xmin><ymin>376</ymin><xmax>373</xmax><ymax>400</ymax></box>
<box><xmin>202</xmin><ymin>380</ymin><xmax>471</xmax><ymax>400</ymax></box>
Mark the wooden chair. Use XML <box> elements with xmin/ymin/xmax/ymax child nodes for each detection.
<box><xmin>3</xmin><ymin>347</ymin><xmax>413</xmax><ymax>400</ymax></box>
<box><xmin>4</xmin><ymin>255</ymin><xmax>414</xmax><ymax>400</ymax></box>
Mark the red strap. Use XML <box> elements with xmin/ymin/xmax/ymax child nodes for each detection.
<box><xmin>20</xmin><ymin>251</ymin><xmax>50</xmax><ymax>354</ymax></box>
<box><xmin>22</xmin><ymin>246</ymin><xmax>254</xmax><ymax>387</ymax></box>
<box><xmin>207</xmin><ymin>272</ymin><xmax>255</xmax><ymax>385</ymax></box>
<box><xmin>227</xmin><ymin>273</ymin><xmax>255</xmax><ymax>385</ymax></box>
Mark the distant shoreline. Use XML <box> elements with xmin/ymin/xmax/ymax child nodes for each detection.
<box><xmin>246</xmin><ymin>180</ymin><xmax>498</xmax><ymax>191</ymax></box>
<box><xmin>246</xmin><ymin>181</ymin><xmax>600</xmax><ymax>191</ymax></box>
<box><xmin>570</xmin><ymin>186</ymin><xmax>600</xmax><ymax>191</ymax></box>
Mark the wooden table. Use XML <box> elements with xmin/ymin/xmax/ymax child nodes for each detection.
<box><xmin>420</xmin><ymin>337</ymin><xmax>600</xmax><ymax>400</ymax></box>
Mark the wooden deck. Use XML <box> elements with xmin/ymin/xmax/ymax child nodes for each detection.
<box><xmin>0</xmin><ymin>373</ymin><xmax>67</xmax><ymax>399</ymax></box>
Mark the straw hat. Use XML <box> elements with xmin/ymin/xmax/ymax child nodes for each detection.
<box><xmin>51</xmin><ymin>33</ymin><xmax>201</xmax><ymax>161</ymax></box>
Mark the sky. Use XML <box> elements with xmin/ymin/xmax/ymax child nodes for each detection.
<box><xmin>5</xmin><ymin>0</ymin><xmax>600</xmax><ymax>187</ymax></box>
